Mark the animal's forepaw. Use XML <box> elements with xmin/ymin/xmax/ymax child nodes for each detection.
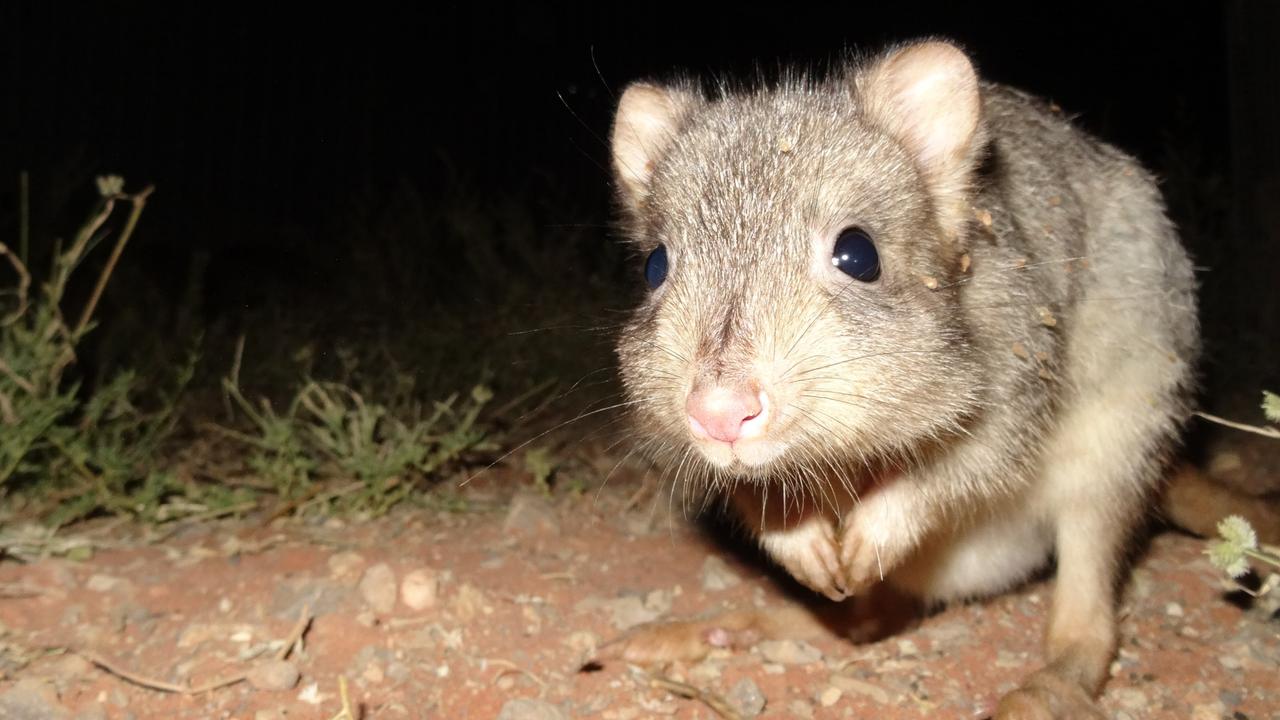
<box><xmin>760</xmin><ymin>517</ymin><xmax>847</xmax><ymax>601</ymax></box>
<box><xmin>838</xmin><ymin>521</ymin><xmax>892</xmax><ymax>595</ymax></box>
<box><xmin>993</xmin><ymin>671</ymin><xmax>1106</xmax><ymax>720</ymax></box>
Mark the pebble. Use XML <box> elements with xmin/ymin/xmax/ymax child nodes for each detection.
<box><xmin>496</xmin><ymin>698</ymin><xmax>568</xmax><ymax>720</ymax></box>
<box><xmin>700</xmin><ymin>556</ymin><xmax>742</xmax><ymax>591</ymax></box>
<box><xmin>1164</xmin><ymin>602</ymin><xmax>1184</xmax><ymax>617</ymax></box>
<box><xmin>400</xmin><ymin>568</ymin><xmax>440</xmax><ymax>610</ymax></box>
<box><xmin>726</xmin><ymin>677</ymin><xmax>766</xmax><ymax>717</ymax></box>
<box><xmin>1111</xmin><ymin>687</ymin><xmax>1147</xmax><ymax>712</ymax></box>
<box><xmin>449</xmin><ymin>583</ymin><xmax>490</xmax><ymax>622</ymax></box>
<box><xmin>0</xmin><ymin>678</ymin><xmax>70</xmax><ymax>719</ymax></box>
<box><xmin>605</xmin><ymin>595</ymin><xmax>662</xmax><ymax>631</ymax></box>
<box><xmin>246</xmin><ymin>659</ymin><xmax>300</xmax><ymax>691</ymax></box>
<box><xmin>85</xmin><ymin>574</ymin><xmax>125</xmax><ymax>593</ymax></box>
<box><xmin>829</xmin><ymin>675</ymin><xmax>890</xmax><ymax>705</ymax></box>
<box><xmin>818</xmin><ymin>686</ymin><xmax>843</xmax><ymax>707</ymax></box>
<box><xmin>758</xmin><ymin>639</ymin><xmax>823</xmax><ymax>665</ymax></box>
<box><xmin>359</xmin><ymin>563</ymin><xmax>397</xmax><ymax>614</ymax></box>
<box><xmin>502</xmin><ymin>493</ymin><xmax>561</xmax><ymax>541</ymax></box>
<box><xmin>48</xmin><ymin>654</ymin><xmax>93</xmax><ymax>687</ymax></box>
<box><xmin>1191</xmin><ymin>702</ymin><xmax>1225</xmax><ymax>720</ymax></box>
<box><xmin>786</xmin><ymin>699</ymin><xmax>815</xmax><ymax>719</ymax></box>
<box><xmin>327</xmin><ymin>551</ymin><xmax>366</xmax><ymax>581</ymax></box>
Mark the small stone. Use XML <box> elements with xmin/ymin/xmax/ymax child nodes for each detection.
<box><xmin>563</xmin><ymin>630</ymin><xmax>599</xmax><ymax>663</ymax></box>
<box><xmin>1112</xmin><ymin>688</ymin><xmax>1147</xmax><ymax>712</ymax></box>
<box><xmin>818</xmin><ymin>686</ymin><xmax>842</xmax><ymax>707</ymax></box>
<box><xmin>0</xmin><ymin>678</ymin><xmax>70</xmax><ymax>719</ymax></box>
<box><xmin>975</xmin><ymin>208</ymin><xmax>993</xmax><ymax>227</ymax></box>
<box><xmin>1191</xmin><ymin>703</ymin><xmax>1224</xmax><ymax>720</ymax></box>
<box><xmin>700</xmin><ymin>556</ymin><xmax>742</xmax><ymax>591</ymax></box>
<box><xmin>496</xmin><ymin>698</ymin><xmax>567</xmax><ymax>720</ymax></box>
<box><xmin>606</xmin><ymin>596</ymin><xmax>662</xmax><ymax>631</ymax></box>
<box><xmin>829</xmin><ymin>675</ymin><xmax>890</xmax><ymax>705</ymax></box>
<box><xmin>400</xmin><ymin>568</ymin><xmax>440</xmax><ymax>610</ymax></box>
<box><xmin>85</xmin><ymin>575</ymin><xmax>124</xmax><ymax>593</ymax></box>
<box><xmin>1208</xmin><ymin>452</ymin><xmax>1242</xmax><ymax>475</ymax></box>
<box><xmin>1011</xmin><ymin>342</ymin><xmax>1030</xmax><ymax>360</ymax></box>
<box><xmin>49</xmin><ymin>654</ymin><xmax>93</xmax><ymax>685</ymax></box>
<box><xmin>359</xmin><ymin>563</ymin><xmax>397</xmax><ymax>614</ymax></box>
<box><xmin>959</xmin><ymin>253</ymin><xmax>972</xmax><ymax>272</ymax></box>
<box><xmin>786</xmin><ymin>699</ymin><xmax>814</xmax><ymax>719</ymax></box>
<box><xmin>449</xmin><ymin>583</ymin><xmax>489</xmax><ymax>622</ymax></box>
<box><xmin>996</xmin><ymin>650</ymin><xmax>1026</xmax><ymax>668</ymax></box>
<box><xmin>254</xmin><ymin>710</ymin><xmax>286</xmax><ymax>720</ymax></box>
<box><xmin>503</xmin><ymin>493</ymin><xmax>560</xmax><ymax>541</ymax></box>
<box><xmin>727</xmin><ymin>677</ymin><xmax>766</xmax><ymax>717</ymax></box>
<box><xmin>327</xmin><ymin>551</ymin><xmax>366</xmax><ymax>581</ymax></box>
<box><xmin>246</xmin><ymin>659</ymin><xmax>300</xmax><ymax>691</ymax></box>
<box><xmin>297</xmin><ymin>683</ymin><xmax>323</xmax><ymax>705</ymax></box>
<box><xmin>362</xmin><ymin>662</ymin><xmax>385</xmax><ymax>684</ymax></box>
<box><xmin>758</xmin><ymin>639</ymin><xmax>823</xmax><ymax>665</ymax></box>
<box><xmin>1164</xmin><ymin>602</ymin><xmax>1183</xmax><ymax>617</ymax></box>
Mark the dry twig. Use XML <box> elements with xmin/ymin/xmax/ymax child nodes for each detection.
<box><xmin>78</xmin><ymin>604</ymin><xmax>312</xmax><ymax>695</ymax></box>
<box><xmin>646</xmin><ymin>671</ymin><xmax>742</xmax><ymax>720</ymax></box>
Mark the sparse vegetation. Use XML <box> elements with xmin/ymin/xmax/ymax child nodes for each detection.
<box><xmin>0</xmin><ymin>173</ymin><xmax>609</xmax><ymax>537</ymax></box>
<box><xmin>214</xmin><ymin>369</ymin><xmax>498</xmax><ymax>517</ymax></box>
<box><xmin>0</xmin><ymin>176</ymin><xmax>198</xmax><ymax>527</ymax></box>
<box><xmin>1203</xmin><ymin>391</ymin><xmax>1280</xmax><ymax>598</ymax></box>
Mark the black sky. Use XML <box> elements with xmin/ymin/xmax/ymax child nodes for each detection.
<box><xmin>3</xmin><ymin>3</ymin><xmax>1230</xmax><ymax>246</ymax></box>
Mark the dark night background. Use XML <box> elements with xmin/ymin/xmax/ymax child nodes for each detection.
<box><xmin>0</xmin><ymin>2</ymin><xmax>1275</xmax><ymax>418</ymax></box>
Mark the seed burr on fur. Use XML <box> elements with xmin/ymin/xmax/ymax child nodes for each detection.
<box><xmin>608</xmin><ymin>40</ymin><xmax>1199</xmax><ymax>718</ymax></box>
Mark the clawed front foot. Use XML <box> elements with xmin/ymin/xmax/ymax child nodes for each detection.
<box><xmin>838</xmin><ymin>519</ymin><xmax>893</xmax><ymax>596</ymax></box>
<box><xmin>759</xmin><ymin>516</ymin><xmax>848</xmax><ymax>601</ymax></box>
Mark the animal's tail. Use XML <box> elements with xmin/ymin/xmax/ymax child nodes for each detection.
<box><xmin>1162</xmin><ymin>464</ymin><xmax>1280</xmax><ymax>545</ymax></box>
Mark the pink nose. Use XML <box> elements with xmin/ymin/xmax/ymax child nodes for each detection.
<box><xmin>686</xmin><ymin>385</ymin><xmax>765</xmax><ymax>444</ymax></box>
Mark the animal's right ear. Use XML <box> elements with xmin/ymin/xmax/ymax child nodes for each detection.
<box><xmin>611</xmin><ymin>82</ymin><xmax>700</xmax><ymax>212</ymax></box>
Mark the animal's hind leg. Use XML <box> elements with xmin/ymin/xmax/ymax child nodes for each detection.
<box><xmin>994</xmin><ymin>505</ymin><xmax>1125</xmax><ymax>719</ymax></box>
<box><xmin>995</xmin><ymin>373</ymin><xmax>1180</xmax><ymax>719</ymax></box>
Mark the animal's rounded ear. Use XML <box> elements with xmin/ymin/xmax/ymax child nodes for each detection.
<box><xmin>611</xmin><ymin>82</ymin><xmax>701</xmax><ymax>212</ymax></box>
<box><xmin>857</xmin><ymin>41</ymin><xmax>985</xmax><ymax>235</ymax></box>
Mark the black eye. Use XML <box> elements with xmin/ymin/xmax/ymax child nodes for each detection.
<box><xmin>645</xmin><ymin>244</ymin><xmax>669</xmax><ymax>288</ymax></box>
<box><xmin>831</xmin><ymin>228</ymin><xmax>880</xmax><ymax>282</ymax></box>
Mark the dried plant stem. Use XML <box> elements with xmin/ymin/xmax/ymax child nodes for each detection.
<box><xmin>74</xmin><ymin>185</ymin><xmax>154</xmax><ymax>339</ymax></box>
<box><xmin>79</xmin><ymin>604</ymin><xmax>312</xmax><ymax>695</ymax></box>
<box><xmin>1194</xmin><ymin>411</ymin><xmax>1280</xmax><ymax>440</ymax></box>
<box><xmin>274</xmin><ymin>604</ymin><xmax>313</xmax><ymax>661</ymax></box>
<box><xmin>647</xmin><ymin>672</ymin><xmax>742</xmax><ymax>720</ymax></box>
<box><xmin>329</xmin><ymin>676</ymin><xmax>357</xmax><ymax>720</ymax></box>
<box><xmin>0</xmin><ymin>241</ymin><xmax>31</xmax><ymax>326</ymax></box>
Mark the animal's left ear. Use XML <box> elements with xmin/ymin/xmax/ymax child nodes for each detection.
<box><xmin>611</xmin><ymin>82</ymin><xmax>702</xmax><ymax>215</ymax></box>
<box><xmin>857</xmin><ymin>41</ymin><xmax>985</xmax><ymax>236</ymax></box>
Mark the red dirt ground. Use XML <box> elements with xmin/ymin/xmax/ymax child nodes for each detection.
<box><xmin>0</xmin><ymin>470</ymin><xmax>1276</xmax><ymax>720</ymax></box>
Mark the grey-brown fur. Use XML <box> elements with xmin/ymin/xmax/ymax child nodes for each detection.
<box><xmin>608</xmin><ymin>40</ymin><xmax>1198</xmax><ymax>717</ymax></box>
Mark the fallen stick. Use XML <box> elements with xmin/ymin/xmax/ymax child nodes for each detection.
<box><xmin>646</xmin><ymin>672</ymin><xmax>742</xmax><ymax>720</ymax></box>
<box><xmin>78</xmin><ymin>604</ymin><xmax>312</xmax><ymax>694</ymax></box>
